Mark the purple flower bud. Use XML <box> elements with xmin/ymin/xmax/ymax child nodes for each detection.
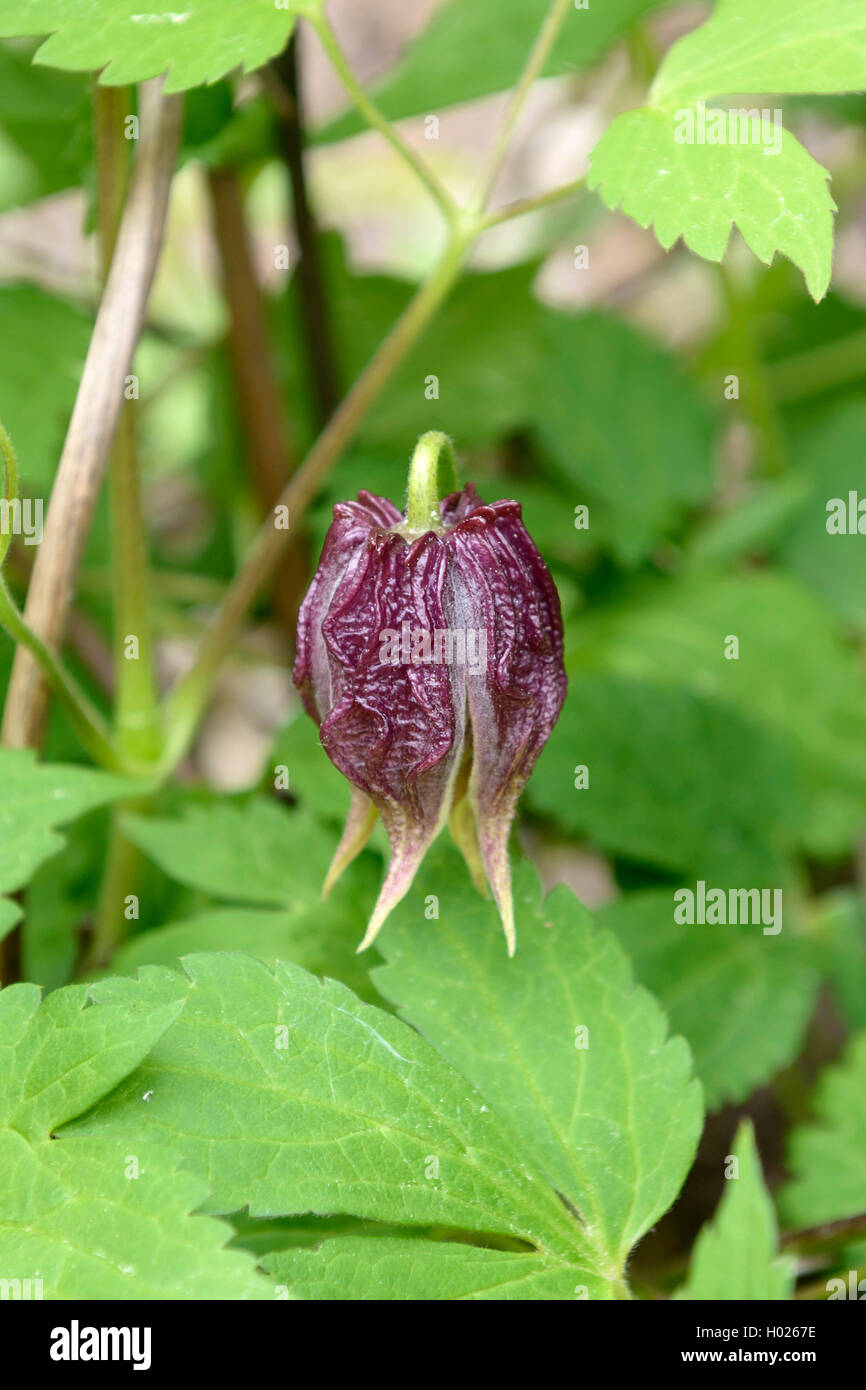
<box><xmin>294</xmin><ymin>443</ymin><xmax>566</xmax><ymax>955</ymax></box>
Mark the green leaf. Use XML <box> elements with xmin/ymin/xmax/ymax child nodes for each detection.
<box><xmin>651</xmin><ymin>0</ymin><xmax>866</xmax><ymax>107</ymax></box>
<box><xmin>270</xmin><ymin>713</ymin><xmax>354</xmax><ymax>825</ymax></box>
<box><xmin>588</xmin><ymin>109</ymin><xmax>834</xmax><ymax>302</ymax></box>
<box><xmin>288</xmin><ymin>244</ymin><xmax>543</xmax><ymax>452</ymax></box>
<box><xmin>570</xmin><ymin>572</ymin><xmax>866</xmax><ymax>856</ymax></box>
<box><xmin>675</xmin><ymin>1121</ymin><xmax>794</xmax><ymax>1300</ymax></box>
<box><xmin>0</xmin><ymin>975</ymin><xmax>185</xmax><ymax>1137</ymax></box>
<box><xmin>782</xmin><ymin>1032</ymin><xmax>866</xmax><ymax>1226</ymax></box>
<box><xmin>266</xmin><ymin>1237</ymin><xmax>583</xmax><ymax>1301</ymax></box>
<box><xmin>111</xmin><ymin>902</ymin><xmax>383</xmax><ymax>1005</ymax></box>
<box><xmin>318</xmin><ymin>0</ymin><xmax>667</xmax><ymax>141</ymax></box>
<box><xmin>227</xmin><ymin>1210</ymin><xmax>379</xmax><ymax>1259</ymax></box>
<box><xmin>530</xmin><ymin>673</ymin><xmax>802</xmax><ymax>883</ymax></box>
<box><xmin>372</xmin><ymin>855</ymin><xmax>703</xmax><ymax>1275</ymax></box>
<box><xmin>778</xmin><ymin>398</ymin><xmax>866</xmax><ymax>633</ymax></box>
<box><xmin>585</xmin><ymin>0</ymin><xmax>866</xmax><ymax>299</ymax></box>
<box><xmin>0</xmin><ymin>2</ymin><xmax>318</xmax><ymax>93</ymax></box>
<box><xmin>596</xmin><ymin>891</ymin><xmax>817</xmax><ymax>1109</ymax></box>
<box><xmin>0</xmin><ymin>285</ymin><xmax>92</xmax><ymax>491</ymax></box>
<box><xmin>685</xmin><ymin>475</ymin><xmax>811</xmax><ymax>573</ymax></box>
<box><xmin>0</xmin><ymin>974</ymin><xmax>267</xmax><ymax>1298</ymax></box>
<box><xmin>0</xmin><ymin>750</ymin><xmax>135</xmax><ymax>947</ymax></box>
<box><xmin>122</xmin><ymin>799</ymin><xmax>341</xmax><ymax>910</ymax></box>
<box><xmin>0</xmin><ymin>1133</ymin><xmax>269</xmax><ymax>1298</ymax></box>
<box><xmin>17</xmin><ymin>808</ymin><xmax>106</xmax><ymax>990</ymax></box>
<box><xmin>530</xmin><ymin>312</ymin><xmax>714</xmax><ymax>564</ymax></box>
<box><xmin>809</xmin><ymin>890</ymin><xmax>866</xmax><ymax>1032</ymax></box>
<box><xmin>0</xmin><ymin>44</ymin><xmax>91</xmax><ymax>208</ymax></box>
<box><xmin>119</xmin><ymin>795</ymin><xmax>388</xmax><ymax>996</ymax></box>
<box><xmin>69</xmin><ymin>955</ymin><xmax>599</xmax><ymax>1282</ymax></box>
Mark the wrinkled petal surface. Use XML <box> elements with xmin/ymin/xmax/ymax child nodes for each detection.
<box><xmin>293</xmin><ymin>483</ymin><xmax>566</xmax><ymax>952</ymax></box>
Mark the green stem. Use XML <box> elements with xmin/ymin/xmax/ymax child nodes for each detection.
<box><xmin>95</xmin><ymin>85</ymin><xmax>162</xmax><ymax>765</ymax></box>
<box><xmin>0</xmin><ymin>575</ymin><xmax>121</xmax><ymax>769</ymax></box>
<box><xmin>719</xmin><ymin>263</ymin><xmax>786</xmax><ymax>475</ymax></box>
<box><xmin>783</xmin><ymin>1210</ymin><xmax>866</xmax><ymax>1256</ymax></box>
<box><xmin>404</xmin><ymin>431</ymin><xmax>459</xmax><ymax>535</ymax></box>
<box><xmin>0</xmin><ymin>419</ymin><xmax>20</xmax><ymax>568</ymax></box>
<box><xmin>80</xmin><ymin>807</ymin><xmax>144</xmax><ymax>972</ymax></box>
<box><xmin>624</xmin><ymin>22</ymin><xmax>659</xmax><ymax>88</ymax></box>
<box><xmin>160</xmin><ymin>231</ymin><xmax>472</xmax><ymax>773</ymax></box>
<box><xmin>477</xmin><ymin>176</ymin><xmax>585</xmax><ymax>230</ymax></box>
<box><xmin>311</xmin><ymin>12</ymin><xmax>459</xmax><ymax>226</ymax></box>
<box><xmin>471</xmin><ymin>0</ymin><xmax>573</xmax><ymax>213</ymax></box>
<box><xmin>770</xmin><ymin>326</ymin><xmax>866</xmax><ymax>403</ymax></box>
<box><xmin>1</xmin><ymin>415</ymin><xmax>121</xmax><ymax>768</ymax></box>
<box><xmin>108</xmin><ymin>406</ymin><xmax>162</xmax><ymax>761</ymax></box>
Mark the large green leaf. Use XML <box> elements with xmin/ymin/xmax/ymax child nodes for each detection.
<box><xmin>68</xmin><ymin>955</ymin><xmax>592</xmax><ymax>1270</ymax></box>
<box><xmin>0</xmin><ymin>974</ymin><xmax>267</xmax><ymax>1298</ymax></box>
<box><xmin>530</xmin><ymin>312</ymin><xmax>714</xmax><ymax>565</ymax></box>
<box><xmin>372</xmin><ymin>855</ymin><xmax>703</xmax><ymax>1275</ymax></box>
<box><xmin>0</xmin><ymin>975</ymin><xmax>184</xmax><ymax>1136</ymax></box>
<box><xmin>569</xmin><ymin>573</ymin><xmax>866</xmax><ymax>856</ymax></box>
<box><xmin>0</xmin><ymin>2</ymin><xmax>318</xmax><ymax>92</ymax></box>
<box><xmin>68</xmin><ymin>934</ymin><xmax>701</xmax><ymax>1298</ymax></box>
<box><xmin>781</xmin><ymin>1032</ymin><xmax>866</xmax><ymax>1226</ymax></box>
<box><xmin>675</xmin><ymin>1121</ymin><xmax>794</xmax><ymax>1300</ymax></box>
<box><xmin>319</xmin><ymin>0</ymin><xmax>668</xmax><ymax>141</ymax></box>
<box><xmin>588</xmin><ymin>111</ymin><xmax>834</xmax><ymax>302</ymax></box>
<box><xmin>265</xmin><ymin>1237</ymin><xmax>581</xmax><ymax>1301</ymax></box>
<box><xmin>596</xmin><ymin>891</ymin><xmax>817</xmax><ymax>1110</ymax></box>
<box><xmin>122</xmin><ymin>799</ymin><xmax>343</xmax><ymax>910</ymax></box>
<box><xmin>586</xmin><ymin>0</ymin><xmax>866</xmax><ymax>299</ymax></box>
<box><xmin>529</xmin><ymin>672</ymin><xmax>802</xmax><ymax>883</ymax></box>
<box><xmin>0</xmin><ymin>750</ymin><xmax>135</xmax><ymax>953</ymax></box>
<box><xmin>111</xmin><ymin>901</ymin><xmax>383</xmax><ymax>1004</ymax></box>
<box><xmin>652</xmin><ymin>0</ymin><xmax>866</xmax><ymax>106</ymax></box>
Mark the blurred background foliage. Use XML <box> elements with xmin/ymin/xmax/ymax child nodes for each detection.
<box><xmin>1</xmin><ymin>0</ymin><xmax>866</xmax><ymax>1278</ymax></box>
